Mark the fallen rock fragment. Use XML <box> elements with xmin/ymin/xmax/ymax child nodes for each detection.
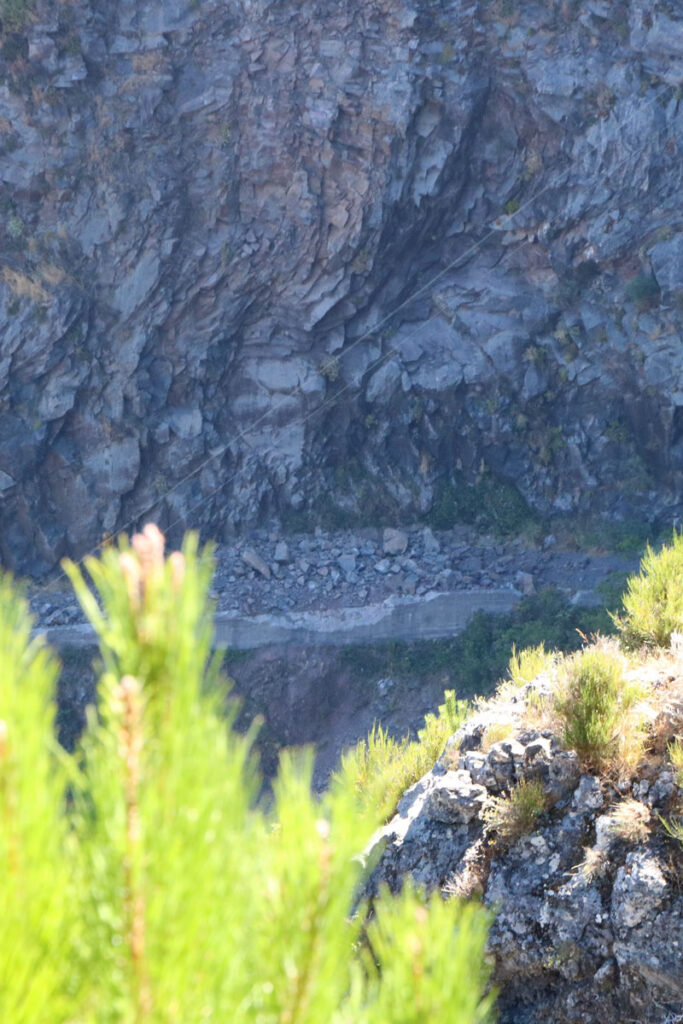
<box><xmin>515</xmin><ymin>570</ymin><xmax>536</xmax><ymax>595</ymax></box>
<box><xmin>241</xmin><ymin>548</ymin><xmax>271</xmax><ymax>579</ymax></box>
<box><xmin>383</xmin><ymin>528</ymin><xmax>408</xmax><ymax>555</ymax></box>
<box><xmin>273</xmin><ymin>541</ymin><xmax>290</xmax><ymax>563</ymax></box>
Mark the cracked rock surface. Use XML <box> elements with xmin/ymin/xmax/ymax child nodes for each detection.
<box><xmin>366</xmin><ymin>676</ymin><xmax>683</xmax><ymax>1024</ymax></box>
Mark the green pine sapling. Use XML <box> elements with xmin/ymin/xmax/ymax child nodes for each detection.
<box><xmin>0</xmin><ymin>525</ymin><xmax>494</xmax><ymax>1023</ymax></box>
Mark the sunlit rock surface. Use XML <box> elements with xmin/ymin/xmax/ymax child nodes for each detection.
<box><xmin>367</xmin><ymin>672</ymin><xmax>683</xmax><ymax>1024</ymax></box>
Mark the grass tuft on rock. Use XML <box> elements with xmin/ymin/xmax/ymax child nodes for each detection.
<box><xmin>334</xmin><ymin>691</ymin><xmax>471</xmax><ymax>822</ymax></box>
<box><xmin>506</xmin><ymin>642</ymin><xmax>554</xmax><ymax>689</ymax></box>
<box><xmin>668</xmin><ymin>738</ymin><xmax>683</xmax><ymax>789</ymax></box>
<box><xmin>612</xmin><ymin>531</ymin><xmax>683</xmax><ymax>650</ymax></box>
<box><xmin>482</xmin><ymin>778</ymin><xmax>547</xmax><ymax>847</ymax></box>
<box><xmin>553</xmin><ymin>643</ymin><xmax>646</xmax><ymax>771</ymax></box>
<box><xmin>604</xmin><ymin>799</ymin><xmax>651</xmax><ymax>844</ymax></box>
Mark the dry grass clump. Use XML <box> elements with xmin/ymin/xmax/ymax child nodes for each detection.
<box><xmin>604</xmin><ymin>799</ymin><xmax>652</xmax><ymax>844</ymax></box>
<box><xmin>443</xmin><ymin>839</ymin><xmax>490</xmax><ymax>900</ymax></box>
<box><xmin>576</xmin><ymin>845</ymin><xmax>609</xmax><ymax>882</ymax></box>
<box><xmin>480</xmin><ymin>720</ymin><xmax>514</xmax><ymax>752</ymax></box>
<box><xmin>1</xmin><ymin>266</ymin><xmax>49</xmax><ymax>305</ymax></box>
<box><xmin>482</xmin><ymin>778</ymin><xmax>547</xmax><ymax>847</ymax></box>
<box><xmin>576</xmin><ymin>801</ymin><xmax>654</xmax><ymax>876</ymax></box>
<box><xmin>38</xmin><ymin>262</ymin><xmax>66</xmax><ymax>287</ymax></box>
<box><xmin>520</xmin><ymin>684</ymin><xmax>556</xmax><ymax>732</ymax></box>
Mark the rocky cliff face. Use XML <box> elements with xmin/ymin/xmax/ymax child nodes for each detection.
<box><xmin>1</xmin><ymin>0</ymin><xmax>683</xmax><ymax>572</ymax></box>
<box><xmin>366</xmin><ymin>651</ymin><xmax>683</xmax><ymax>1024</ymax></box>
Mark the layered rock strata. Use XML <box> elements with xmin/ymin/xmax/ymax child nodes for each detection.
<box><xmin>1</xmin><ymin>0</ymin><xmax>683</xmax><ymax>571</ymax></box>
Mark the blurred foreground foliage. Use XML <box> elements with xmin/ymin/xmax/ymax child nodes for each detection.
<box><xmin>1</xmin><ymin>525</ymin><xmax>494</xmax><ymax>1024</ymax></box>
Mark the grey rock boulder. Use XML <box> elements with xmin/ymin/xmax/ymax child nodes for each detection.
<box><xmin>426</xmin><ymin>770</ymin><xmax>488</xmax><ymax>824</ymax></box>
<box><xmin>241</xmin><ymin>548</ymin><xmax>271</xmax><ymax>580</ymax></box>
<box><xmin>273</xmin><ymin>541</ymin><xmax>290</xmax><ymax>564</ymax></box>
<box><xmin>382</xmin><ymin>528</ymin><xmax>409</xmax><ymax>556</ymax></box>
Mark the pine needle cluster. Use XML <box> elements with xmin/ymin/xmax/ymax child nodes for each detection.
<box><xmin>1</xmin><ymin>525</ymin><xmax>494</xmax><ymax>1024</ymax></box>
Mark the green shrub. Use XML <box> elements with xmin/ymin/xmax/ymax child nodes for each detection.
<box><xmin>455</xmin><ymin>587</ymin><xmax>617</xmax><ymax>692</ymax></box>
<box><xmin>0</xmin><ymin>577</ymin><xmax>79</xmax><ymax>1024</ymax></box>
<box><xmin>506</xmin><ymin>642</ymin><xmax>554</xmax><ymax>688</ymax></box>
<box><xmin>335</xmin><ymin>691</ymin><xmax>470</xmax><ymax>822</ymax></box>
<box><xmin>351</xmin><ymin>884</ymin><xmax>496</xmax><ymax>1024</ymax></box>
<box><xmin>339</xmin><ymin>587</ymin><xmax>621</xmax><ymax>713</ymax></box>
<box><xmin>596</xmin><ymin>570</ymin><xmax>631</xmax><ymax>610</ymax></box>
<box><xmin>311</xmin><ymin>458</ymin><xmax>403</xmax><ymax>532</ymax></box>
<box><xmin>7</xmin><ymin>214</ymin><xmax>24</xmax><ymax>239</ymax></box>
<box><xmin>482</xmin><ymin>778</ymin><xmax>547</xmax><ymax>846</ymax></box>
<box><xmin>424</xmin><ymin>687</ymin><xmax>472</xmax><ymax>738</ymax></box>
<box><xmin>428</xmin><ymin>471</ymin><xmax>536</xmax><ymax>537</ymax></box>
<box><xmin>336</xmin><ymin>724</ymin><xmax>411</xmax><ymax>823</ymax></box>
<box><xmin>612</xmin><ymin>532</ymin><xmax>683</xmax><ymax>650</ymax></box>
<box><xmin>1</xmin><ymin>526</ymin><xmax>493</xmax><ymax>1023</ymax></box>
<box><xmin>566</xmin><ymin>515</ymin><xmax>652</xmax><ymax>555</ymax></box>
<box><xmin>553</xmin><ymin>646</ymin><xmax>642</xmax><ymax>769</ymax></box>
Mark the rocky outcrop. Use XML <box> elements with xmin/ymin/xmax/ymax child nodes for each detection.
<box><xmin>1</xmin><ymin>0</ymin><xmax>683</xmax><ymax>572</ymax></box>
<box><xmin>366</xmin><ymin>672</ymin><xmax>683</xmax><ymax>1024</ymax></box>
